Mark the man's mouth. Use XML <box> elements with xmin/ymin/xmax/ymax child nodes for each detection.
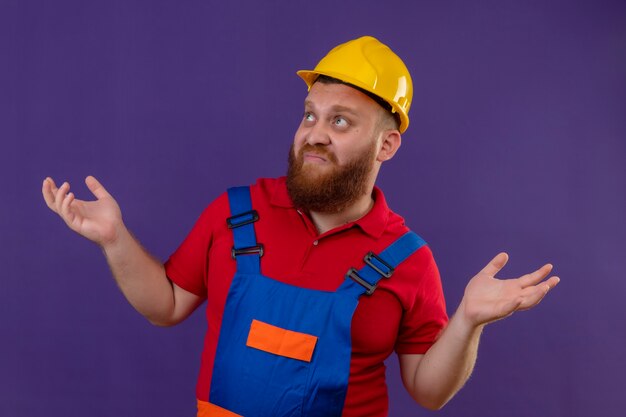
<box><xmin>303</xmin><ymin>152</ymin><xmax>329</xmax><ymax>163</ymax></box>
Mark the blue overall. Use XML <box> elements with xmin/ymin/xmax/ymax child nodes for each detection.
<box><xmin>208</xmin><ymin>186</ymin><xmax>426</xmax><ymax>416</ymax></box>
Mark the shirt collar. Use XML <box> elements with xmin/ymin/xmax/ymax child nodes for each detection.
<box><xmin>270</xmin><ymin>176</ymin><xmax>390</xmax><ymax>239</ymax></box>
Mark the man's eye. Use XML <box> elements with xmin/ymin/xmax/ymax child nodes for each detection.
<box><xmin>334</xmin><ymin>117</ymin><xmax>348</xmax><ymax>127</ymax></box>
<box><xmin>304</xmin><ymin>112</ymin><xmax>315</xmax><ymax>121</ymax></box>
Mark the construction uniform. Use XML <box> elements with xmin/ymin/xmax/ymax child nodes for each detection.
<box><xmin>165</xmin><ymin>177</ymin><xmax>448</xmax><ymax>416</ymax></box>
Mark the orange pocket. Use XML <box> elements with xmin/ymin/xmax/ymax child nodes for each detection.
<box><xmin>197</xmin><ymin>400</ymin><xmax>242</xmax><ymax>417</ymax></box>
<box><xmin>246</xmin><ymin>319</ymin><xmax>318</xmax><ymax>362</ymax></box>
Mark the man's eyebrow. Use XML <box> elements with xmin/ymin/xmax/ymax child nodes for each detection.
<box><xmin>303</xmin><ymin>100</ymin><xmax>360</xmax><ymax>116</ymax></box>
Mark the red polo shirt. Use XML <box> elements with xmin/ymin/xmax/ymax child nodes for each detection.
<box><xmin>165</xmin><ymin>177</ymin><xmax>448</xmax><ymax>417</ymax></box>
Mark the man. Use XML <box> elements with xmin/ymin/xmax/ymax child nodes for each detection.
<box><xmin>42</xmin><ymin>36</ymin><xmax>559</xmax><ymax>416</ymax></box>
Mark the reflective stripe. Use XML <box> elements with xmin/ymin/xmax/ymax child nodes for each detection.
<box><xmin>197</xmin><ymin>400</ymin><xmax>243</xmax><ymax>417</ymax></box>
<box><xmin>246</xmin><ymin>319</ymin><xmax>318</xmax><ymax>362</ymax></box>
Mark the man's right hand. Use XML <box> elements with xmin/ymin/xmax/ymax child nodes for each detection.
<box><xmin>42</xmin><ymin>176</ymin><xmax>124</xmax><ymax>247</ymax></box>
<box><xmin>42</xmin><ymin>175</ymin><xmax>203</xmax><ymax>325</ymax></box>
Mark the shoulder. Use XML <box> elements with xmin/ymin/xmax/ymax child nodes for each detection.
<box><xmin>200</xmin><ymin>177</ymin><xmax>284</xmax><ymax>220</ymax></box>
<box><xmin>401</xmin><ymin>243</ymin><xmax>438</xmax><ymax>280</ymax></box>
<box><xmin>249</xmin><ymin>177</ymin><xmax>289</xmax><ymax>206</ymax></box>
<box><xmin>372</xmin><ymin>187</ymin><xmax>435</xmax><ymax>274</ymax></box>
<box><xmin>194</xmin><ymin>190</ymin><xmax>230</xmax><ymax>228</ymax></box>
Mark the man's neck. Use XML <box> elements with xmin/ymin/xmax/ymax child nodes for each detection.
<box><xmin>308</xmin><ymin>192</ymin><xmax>375</xmax><ymax>235</ymax></box>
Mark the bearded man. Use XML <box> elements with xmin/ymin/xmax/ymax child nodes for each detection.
<box><xmin>42</xmin><ymin>36</ymin><xmax>559</xmax><ymax>417</ymax></box>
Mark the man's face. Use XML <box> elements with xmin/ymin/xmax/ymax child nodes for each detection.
<box><xmin>286</xmin><ymin>81</ymin><xmax>385</xmax><ymax>213</ymax></box>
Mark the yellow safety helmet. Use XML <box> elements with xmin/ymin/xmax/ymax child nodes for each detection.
<box><xmin>297</xmin><ymin>36</ymin><xmax>413</xmax><ymax>133</ymax></box>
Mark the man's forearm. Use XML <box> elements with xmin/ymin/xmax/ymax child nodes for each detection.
<box><xmin>101</xmin><ymin>227</ymin><xmax>175</xmax><ymax>326</ymax></box>
<box><xmin>404</xmin><ymin>253</ymin><xmax>559</xmax><ymax>409</ymax></box>
<box><xmin>404</xmin><ymin>310</ymin><xmax>484</xmax><ymax>410</ymax></box>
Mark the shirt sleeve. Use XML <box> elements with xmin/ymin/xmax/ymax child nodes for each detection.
<box><xmin>394</xmin><ymin>245</ymin><xmax>449</xmax><ymax>354</ymax></box>
<box><xmin>164</xmin><ymin>192</ymin><xmax>229</xmax><ymax>298</ymax></box>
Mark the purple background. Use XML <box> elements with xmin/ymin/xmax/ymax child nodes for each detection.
<box><xmin>2</xmin><ymin>1</ymin><xmax>625</xmax><ymax>416</ymax></box>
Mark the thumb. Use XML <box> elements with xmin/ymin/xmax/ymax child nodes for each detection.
<box><xmin>85</xmin><ymin>175</ymin><xmax>111</xmax><ymax>200</ymax></box>
<box><xmin>479</xmin><ymin>252</ymin><xmax>509</xmax><ymax>277</ymax></box>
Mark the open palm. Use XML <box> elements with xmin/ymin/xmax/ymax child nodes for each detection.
<box><xmin>42</xmin><ymin>176</ymin><xmax>123</xmax><ymax>246</ymax></box>
<box><xmin>460</xmin><ymin>253</ymin><xmax>560</xmax><ymax>326</ymax></box>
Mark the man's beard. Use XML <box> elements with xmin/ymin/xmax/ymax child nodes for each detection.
<box><xmin>286</xmin><ymin>142</ymin><xmax>376</xmax><ymax>213</ymax></box>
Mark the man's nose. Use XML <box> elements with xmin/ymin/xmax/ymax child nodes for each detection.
<box><xmin>305</xmin><ymin>122</ymin><xmax>331</xmax><ymax>146</ymax></box>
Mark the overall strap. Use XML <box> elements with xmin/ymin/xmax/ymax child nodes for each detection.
<box><xmin>337</xmin><ymin>231</ymin><xmax>427</xmax><ymax>298</ymax></box>
<box><xmin>226</xmin><ymin>186</ymin><xmax>262</xmax><ymax>274</ymax></box>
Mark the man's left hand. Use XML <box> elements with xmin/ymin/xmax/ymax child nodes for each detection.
<box><xmin>459</xmin><ymin>253</ymin><xmax>560</xmax><ymax>327</ymax></box>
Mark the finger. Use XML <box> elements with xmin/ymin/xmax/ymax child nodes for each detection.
<box><xmin>544</xmin><ymin>275</ymin><xmax>561</xmax><ymax>289</ymax></box>
<box><xmin>479</xmin><ymin>252</ymin><xmax>509</xmax><ymax>276</ymax></box>
<box><xmin>85</xmin><ymin>176</ymin><xmax>111</xmax><ymax>200</ymax></box>
<box><xmin>519</xmin><ymin>264</ymin><xmax>554</xmax><ymax>287</ymax></box>
<box><xmin>61</xmin><ymin>191</ymin><xmax>76</xmax><ymax>226</ymax></box>
<box><xmin>54</xmin><ymin>182</ymin><xmax>70</xmax><ymax>215</ymax></box>
<box><xmin>42</xmin><ymin>178</ymin><xmax>58</xmax><ymax>210</ymax></box>
<box><xmin>518</xmin><ymin>275</ymin><xmax>560</xmax><ymax>310</ymax></box>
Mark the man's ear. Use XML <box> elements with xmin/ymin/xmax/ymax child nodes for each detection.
<box><xmin>377</xmin><ymin>130</ymin><xmax>402</xmax><ymax>162</ymax></box>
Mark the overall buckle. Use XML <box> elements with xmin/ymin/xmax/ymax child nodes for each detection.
<box><xmin>363</xmin><ymin>252</ymin><xmax>394</xmax><ymax>278</ymax></box>
<box><xmin>226</xmin><ymin>210</ymin><xmax>259</xmax><ymax>229</ymax></box>
<box><xmin>346</xmin><ymin>268</ymin><xmax>377</xmax><ymax>296</ymax></box>
<box><xmin>346</xmin><ymin>252</ymin><xmax>394</xmax><ymax>295</ymax></box>
<box><xmin>231</xmin><ymin>244</ymin><xmax>264</xmax><ymax>259</ymax></box>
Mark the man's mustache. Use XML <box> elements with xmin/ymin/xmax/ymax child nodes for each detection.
<box><xmin>297</xmin><ymin>144</ymin><xmax>338</xmax><ymax>164</ymax></box>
